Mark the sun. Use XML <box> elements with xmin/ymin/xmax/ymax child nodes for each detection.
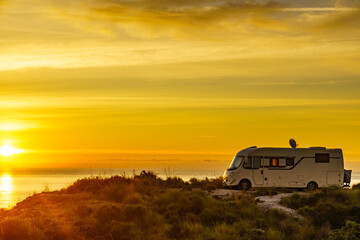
<box><xmin>0</xmin><ymin>144</ymin><xmax>24</xmax><ymax>156</ymax></box>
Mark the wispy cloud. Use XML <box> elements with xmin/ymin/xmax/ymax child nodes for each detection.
<box><xmin>53</xmin><ymin>0</ymin><xmax>360</xmax><ymax>39</ymax></box>
<box><xmin>49</xmin><ymin>0</ymin><xmax>285</xmax><ymax>40</ymax></box>
<box><xmin>0</xmin><ymin>0</ymin><xmax>358</xmax><ymax>71</ymax></box>
<box><xmin>318</xmin><ymin>7</ymin><xmax>360</xmax><ymax>31</ymax></box>
<box><xmin>2</xmin><ymin>96</ymin><xmax>360</xmax><ymax>110</ymax></box>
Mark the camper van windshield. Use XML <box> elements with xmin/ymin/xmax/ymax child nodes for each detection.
<box><xmin>228</xmin><ymin>156</ymin><xmax>244</xmax><ymax>170</ymax></box>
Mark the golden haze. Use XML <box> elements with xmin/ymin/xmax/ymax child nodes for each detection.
<box><xmin>1</xmin><ymin>0</ymin><xmax>360</xmax><ymax>170</ymax></box>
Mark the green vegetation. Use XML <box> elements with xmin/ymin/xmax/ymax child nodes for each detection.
<box><xmin>329</xmin><ymin>220</ymin><xmax>360</xmax><ymax>240</ymax></box>
<box><xmin>280</xmin><ymin>186</ymin><xmax>360</xmax><ymax>238</ymax></box>
<box><xmin>0</xmin><ymin>173</ymin><xmax>358</xmax><ymax>240</ymax></box>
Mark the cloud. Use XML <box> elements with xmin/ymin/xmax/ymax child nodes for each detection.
<box><xmin>50</xmin><ymin>0</ymin><xmax>287</xmax><ymax>39</ymax></box>
<box><xmin>89</xmin><ymin>0</ymin><xmax>282</xmax><ymax>26</ymax></box>
<box><xmin>0</xmin><ymin>0</ymin><xmax>359</xmax><ymax>70</ymax></box>
<box><xmin>292</xmin><ymin>3</ymin><xmax>360</xmax><ymax>36</ymax></box>
<box><xmin>89</xmin><ymin>0</ymin><xmax>282</xmax><ymax>11</ymax></box>
<box><xmin>335</xmin><ymin>0</ymin><xmax>360</xmax><ymax>8</ymax></box>
<box><xmin>320</xmin><ymin>7</ymin><xmax>360</xmax><ymax>31</ymax></box>
<box><xmin>47</xmin><ymin>0</ymin><xmax>359</xmax><ymax>41</ymax></box>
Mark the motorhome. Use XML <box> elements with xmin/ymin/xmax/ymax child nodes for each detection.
<box><xmin>223</xmin><ymin>143</ymin><xmax>351</xmax><ymax>190</ymax></box>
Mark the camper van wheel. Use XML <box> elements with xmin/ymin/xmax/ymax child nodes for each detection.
<box><xmin>238</xmin><ymin>179</ymin><xmax>251</xmax><ymax>190</ymax></box>
<box><xmin>307</xmin><ymin>182</ymin><xmax>318</xmax><ymax>191</ymax></box>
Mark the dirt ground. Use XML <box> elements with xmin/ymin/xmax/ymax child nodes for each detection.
<box><xmin>211</xmin><ymin>189</ymin><xmax>308</xmax><ymax>219</ymax></box>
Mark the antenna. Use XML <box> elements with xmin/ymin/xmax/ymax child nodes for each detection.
<box><xmin>289</xmin><ymin>139</ymin><xmax>297</xmax><ymax>148</ymax></box>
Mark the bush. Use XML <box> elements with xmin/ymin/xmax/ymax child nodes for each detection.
<box><xmin>280</xmin><ymin>187</ymin><xmax>360</xmax><ymax>231</ymax></box>
<box><xmin>123</xmin><ymin>204</ymin><xmax>148</xmax><ymax>222</ymax></box>
<box><xmin>0</xmin><ymin>218</ymin><xmax>42</xmax><ymax>240</ymax></box>
<box><xmin>74</xmin><ymin>203</ymin><xmax>93</xmax><ymax>218</ymax></box>
<box><xmin>164</xmin><ymin>177</ymin><xmax>185</xmax><ymax>188</ymax></box>
<box><xmin>330</xmin><ymin>220</ymin><xmax>360</xmax><ymax>240</ymax></box>
<box><xmin>102</xmin><ymin>183</ymin><xmax>129</xmax><ymax>202</ymax></box>
<box><xmin>299</xmin><ymin>202</ymin><xmax>349</xmax><ymax>228</ymax></box>
<box><xmin>2</xmin><ymin>173</ymin><xmax>358</xmax><ymax>240</ymax></box>
<box><xmin>352</xmin><ymin>183</ymin><xmax>360</xmax><ymax>190</ymax></box>
<box><xmin>65</xmin><ymin>177</ymin><xmax>105</xmax><ymax>194</ymax></box>
<box><xmin>94</xmin><ymin>204</ymin><xmax>122</xmax><ymax>223</ymax></box>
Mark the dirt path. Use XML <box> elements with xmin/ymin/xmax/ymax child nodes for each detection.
<box><xmin>255</xmin><ymin>193</ymin><xmax>308</xmax><ymax>219</ymax></box>
<box><xmin>211</xmin><ymin>189</ymin><xmax>308</xmax><ymax>219</ymax></box>
<box><xmin>210</xmin><ymin>189</ymin><xmax>245</xmax><ymax>198</ymax></box>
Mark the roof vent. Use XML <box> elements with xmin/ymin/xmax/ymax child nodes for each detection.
<box><xmin>308</xmin><ymin>147</ymin><xmax>326</xmax><ymax>150</ymax></box>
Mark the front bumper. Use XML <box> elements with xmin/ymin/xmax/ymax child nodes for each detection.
<box><xmin>223</xmin><ymin>170</ymin><xmax>238</xmax><ymax>186</ymax></box>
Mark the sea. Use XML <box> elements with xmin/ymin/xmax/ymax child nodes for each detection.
<box><xmin>0</xmin><ymin>168</ymin><xmax>224</xmax><ymax>209</ymax></box>
<box><xmin>0</xmin><ymin>168</ymin><xmax>359</xmax><ymax>209</ymax></box>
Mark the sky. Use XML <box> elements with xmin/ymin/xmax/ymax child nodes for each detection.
<box><xmin>1</xmin><ymin>0</ymin><xmax>360</xmax><ymax>171</ymax></box>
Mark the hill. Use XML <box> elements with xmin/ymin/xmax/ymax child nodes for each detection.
<box><xmin>0</xmin><ymin>172</ymin><xmax>359</xmax><ymax>240</ymax></box>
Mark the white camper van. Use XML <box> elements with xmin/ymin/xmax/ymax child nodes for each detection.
<box><xmin>223</xmin><ymin>143</ymin><xmax>350</xmax><ymax>190</ymax></box>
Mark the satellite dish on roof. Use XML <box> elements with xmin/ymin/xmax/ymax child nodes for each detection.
<box><xmin>289</xmin><ymin>139</ymin><xmax>297</xmax><ymax>148</ymax></box>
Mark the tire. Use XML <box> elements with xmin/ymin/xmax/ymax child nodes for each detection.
<box><xmin>238</xmin><ymin>179</ymin><xmax>251</xmax><ymax>190</ymax></box>
<box><xmin>307</xmin><ymin>182</ymin><xmax>318</xmax><ymax>191</ymax></box>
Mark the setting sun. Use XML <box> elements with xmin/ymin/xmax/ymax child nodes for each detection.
<box><xmin>0</xmin><ymin>0</ymin><xmax>359</xmax><ymax>238</ymax></box>
<box><xmin>0</xmin><ymin>144</ymin><xmax>23</xmax><ymax>157</ymax></box>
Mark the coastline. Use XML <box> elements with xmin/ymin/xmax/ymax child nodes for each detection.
<box><xmin>0</xmin><ymin>173</ymin><xmax>359</xmax><ymax>240</ymax></box>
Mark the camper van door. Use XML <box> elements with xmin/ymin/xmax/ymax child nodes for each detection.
<box><xmin>252</xmin><ymin>156</ymin><xmax>264</xmax><ymax>185</ymax></box>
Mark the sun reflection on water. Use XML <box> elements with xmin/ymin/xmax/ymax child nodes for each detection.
<box><xmin>0</xmin><ymin>174</ymin><xmax>14</xmax><ymax>208</ymax></box>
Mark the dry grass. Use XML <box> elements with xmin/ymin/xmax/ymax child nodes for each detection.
<box><xmin>0</xmin><ymin>173</ymin><xmax>355</xmax><ymax>240</ymax></box>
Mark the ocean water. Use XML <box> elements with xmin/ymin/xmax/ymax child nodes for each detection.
<box><xmin>0</xmin><ymin>168</ymin><xmax>359</xmax><ymax>209</ymax></box>
<box><xmin>0</xmin><ymin>168</ymin><xmax>224</xmax><ymax>209</ymax></box>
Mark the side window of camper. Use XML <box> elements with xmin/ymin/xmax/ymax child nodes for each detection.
<box><xmin>253</xmin><ymin>156</ymin><xmax>261</xmax><ymax>169</ymax></box>
<box><xmin>286</xmin><ymin>157</ymin><xmax>294</xmax><ymax>166</ymax></box>
<box><xmin>243</xmin><ymin>156</ymin><xmax>252</xmax><ymax>169</ymax></box>
<box><xmin>270</xmin><ymin>158</ymin><xmax>279</xmax><ymax>167</ymax></box>
<box><xmin>263</xmin><ymin>158</ymin><xmax>270</xmax><ymax>167</ymax></box>
<box><xmin>315</xmin><ymin>153</ymin><xmax>329</xmax><ymax>163</ymax></box>
<box><xmin>279</xmin><ymin>158</ymin><xmax>286</xmax><ymax>167</ymax></box>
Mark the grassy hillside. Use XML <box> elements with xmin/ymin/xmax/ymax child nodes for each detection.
<box><xmin>0</xmin><ymin>173</ymin><xmax>359</xmax><ymax>240</ymax></box>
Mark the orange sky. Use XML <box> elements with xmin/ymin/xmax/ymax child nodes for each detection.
<box><xmin>1</xmin><ymin>0</ymin><xmax>360</xmax><ymax>171</ymax></box>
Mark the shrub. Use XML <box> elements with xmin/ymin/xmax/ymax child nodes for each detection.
<box><xmin>330</xmin><ymin>220</ymin><xmax>360</xmax><ymax>240</ymax></box>
<box><xmin>102</xmin><ymin>183</ymin><xmax>129</xmax><ymax>202</ymax></box>
<box><xmin>164</xmin><ymin>177</ymin><xmax>185</xmax><ymax>188</ymax></box>
<box><xmin>65</xmin><ymin>177</ymin><xmax>105</xmax><ymax>194</ymax></box>
<box><xmin>122</xmin><ymin>191</ymin><xmax>143</xmax><ymax>205</ymax></box>
<box><xmin>74</xmin><ymin>203</ymin><xmax>93</xmax><ymax>218</ymax></box>
<box><xmin>0</xmin><ymin>218</ymin><xmax>42</xmax><ymax>240</ymax></box>
<box><xmin>123</xmin><ymin>204</ymin><xmax>148</xmax><ymax>222</ymax></box>
<box><xmin>3</xmin><ymin>172</ymin><xmax>359</xmax><ymax>240</ymax></box>
<box><xmin>94</xmin><ymin>204</ymin><xmax>122</xmax><ymax>224</ymax></box>
<box><xmin>189</xmin><ymin>177</ymin><xmax>224</xmax><ymax>190</ymax></box>
<box><xmin>281</xmin><ymin>187</ymin><xmax>360</xmax><ymax>230</ymax></box>
<box><xmin>109</xmin><ymin>221</ymin><xmax>137</xmax><ymax>240</ymax></box>
<box><xmin>210</xmin><ymin>223</ymin><xmax>244</xmax><ymax>240</ymax></box>
<box><xmin>352</xmin><ymin>183</ymin><xmax>360</xmax><ymax>190</ymax></box>
<box><xmin>299</xmin><ymin>202</ymin><xmax>346</xmax><ymax>228</ymax></box>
